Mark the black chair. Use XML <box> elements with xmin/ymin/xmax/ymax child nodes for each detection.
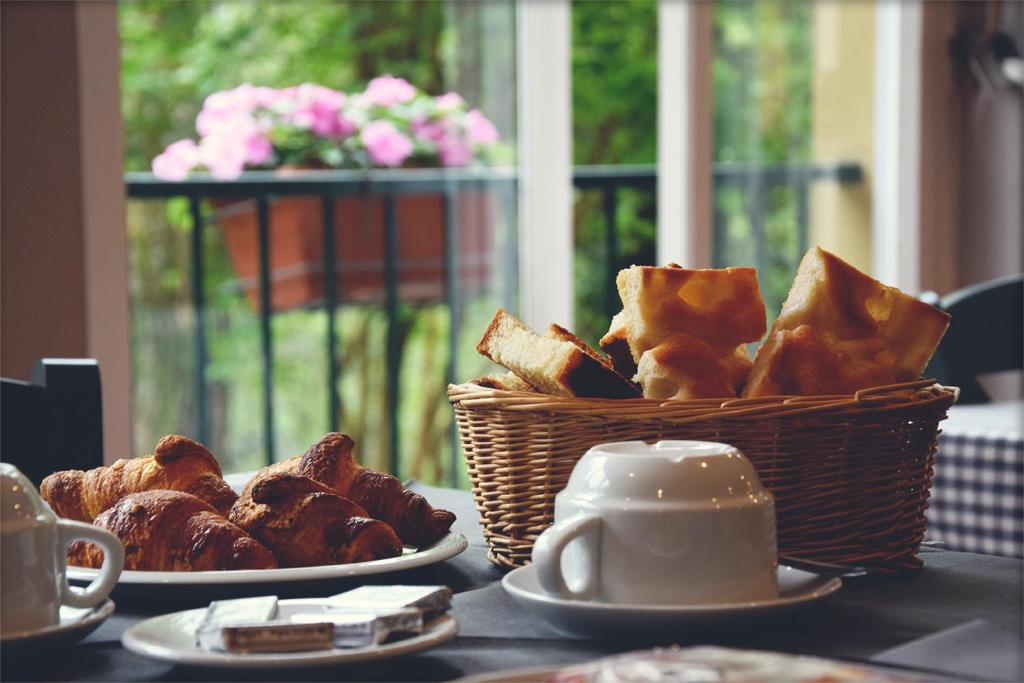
<box><xmin>924</xmin><ymin>275</ymin><xmax>1023</xmax><ymax>404</ymax></box>
<box><xmin>1</xmin><ymin>358</ymin><xmax>104</xmax><ymax>485</ymax></box>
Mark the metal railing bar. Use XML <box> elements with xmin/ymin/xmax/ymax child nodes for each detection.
<box><xmin>125</xmin><ymin>162</ymin><xmax>862</xmax><ymax>199</ymax></box>
<box><xmin>442</xmin><ymin>185</ymin><xmax>459</xmax><ymax>488</ymax></box>
<box><xmin>501</xmin><ymin>179</ymin><xmax>519</xmax><ymax>313</ymax></box>
<box><xmin>189</xmin><ymin>197</ymin><xmax>209</xmax><ymax>446</ymax></box>
<box><xmin>125</xmin><ymin>168</ymin><xmax>518</xmax><ymax>198</ymax></box>
<box><xmin>256</xmin><ymin>196</ymin><xmax>275</xmax><ymax>465</ymax></box>
<box><xmin>321</xmin><ymin>194</ymin><xmax>340</xmax><ymax>433</ymax></box>
<box><xmin>603</xmin><ymin>186</ymin><xmax>619</xmax><ymax>319</ymax></box>
<box><xmin>383</xmin><ymin>195</ymin><xmax>401</xmax><ymax>477</ymax></box>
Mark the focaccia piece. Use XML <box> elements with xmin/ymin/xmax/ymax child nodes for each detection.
<box><xmin>599</xmin><ymin>311</ymin><xmax>638</xmax><ymax>379</ymax></box>
<box><xmin>616</xmin><ymin>265</ymin><xmax>767</xmax><ymax>360</ymax></box>
<box><xmin>743</xmin><ymin>247</ymin><xmax>950</xmax><ymax>397</ymax></box>
<box><xmin>471</xmin><ymin>371</ymin><xmax>536</xmax><ymax>392</ymax></box>
<box><xmin>635</xmin><ymin>333</ymin><xmax>736</xmax><ymax>400</ymax></box>
<box><xmin>476</xmin><ymin>308</ymin><xmax>641</xmax><ymax>399</ymax></box>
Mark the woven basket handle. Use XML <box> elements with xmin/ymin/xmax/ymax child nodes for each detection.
<box><xmin>532</xmin><ymin>514</ymin><xmax>601</xmax><ymax>600</ymax></box>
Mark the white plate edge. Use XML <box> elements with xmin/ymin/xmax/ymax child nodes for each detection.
<box><xmin>121</xmin><ymin>609</ymin><xmax>458</xmax><ymax>669</ymax></box>
<box><xmin>501</xmin><ymin>564</ymin><xmax>842</xmax><ymax>614</ymax></box>
<box><xmin>67</xmin><ymin>532</ymin><xmax>468</xmax><ymax>585</ymax></box>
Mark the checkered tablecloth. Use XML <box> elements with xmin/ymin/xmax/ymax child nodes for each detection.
<box><xmin>926</xmin><ymin>402</ymin><xmax>1024</xmax><ymax>558</ymax></box>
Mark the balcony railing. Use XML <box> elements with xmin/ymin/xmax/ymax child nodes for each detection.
<box><xmin>125</xmin><ymin>162</ymin><xmax>862</xmax><ymax>483</ymax></box>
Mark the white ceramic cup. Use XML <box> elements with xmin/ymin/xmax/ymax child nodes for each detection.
<box><xmin>0</xmin><ymin>463</ymin><xmax>124</xmax><ymax>636</ymax></box>
<box><xmin>531</xmin><ymin>441</ymin><xmax>777</xmax><ymax>606</ymax></box>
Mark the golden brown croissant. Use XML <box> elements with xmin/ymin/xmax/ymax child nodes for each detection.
<box><xmin>257</xmin><ymin>433</ymin><xmax>455</xmax><ymax>547</ymax></box>
<box><xmin>230</xmin><ymin>472</ymin><xmax>403</xmax><ymax>567</ymax></box>
<box><xmin>40</xmin><ymin>435</ymin><xmax>238</xmax><ymax>522</ymax></box>
<box><xmin>67</xmin><ymin>490</ymin><xmax>277</xmax><ymax>571</ymax></box>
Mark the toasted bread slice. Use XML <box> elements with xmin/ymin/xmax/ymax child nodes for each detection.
<box><xmin>599</xmin><ymin>311</ymin><xmax>638</xmax><ymax>379</ymax></box>
<box><xmin>471</xmin><ymin>371</ymin><xmax>536</xmax><ymax>392</ymax></box>
<box><xmin>476</xmin><ymin>309</ymin><xmax>641</xmax><ymax>399</ymax></box>
<box><xmin>744</xmin><ymin>247</ymin><xmax>950</xmax><ymax>397</ymax></box>
<box><xmin>634</xmin><ymin>333</ymin><xmax>738</xmax><ymax>400</ymax></box>
<box><xmin>616</xmin><ymin>265</ymin><xmax>767</xmax><ymax>360</ymax></box>
<box><xmin>546</xmin><ymin>322</ymin><xmax>641</xmax><ymax>393</ymax></box>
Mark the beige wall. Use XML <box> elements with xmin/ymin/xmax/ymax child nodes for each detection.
<box><xmin>809</xmin><ymin>1</ymin><xmax>875</xmax><ymax>274</ymax></box>
<box><xmin>1</xmin><ymin>1</ymin><xmax>131</xmax><ymax>462</ymax></box>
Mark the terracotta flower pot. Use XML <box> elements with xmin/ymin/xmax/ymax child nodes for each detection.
<box><xmin>211</xmin><ymin>191</ymin><xmax>497</xmax><ymax>312</ymax></box>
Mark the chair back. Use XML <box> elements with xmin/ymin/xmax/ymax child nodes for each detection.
<box><xmin>925</xmin><ymin>275</ymin><xmax>1023</xmax><ymax>404</ymax></box>
<box><xmin>1</xmin><ymin>359</ymin><xmax>103</xmax><ymax>485</ymax></box>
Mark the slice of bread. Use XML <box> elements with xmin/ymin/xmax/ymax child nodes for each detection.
<box><xmin>610</xmin><ymin>263</ymin><xmax>765</xmax><ymax>400</ymax></box>
<box><xmin>476</xmin><ymin>309</ymin><xmax>641</xmax><ymax>399</ymax></box>
<box><xmin>743</xmin><ymin>247</ymin><xmax>950</xmax><ymax>397</ymax></box>
<box><xmin>599</xmin><ymin>311</ymin><xmax>638</xmax><ymax>379</ymax></box>
<box><xmin>634</xmin><ymin>333</ymin><xmax>738</xmax><ymax>400</ymax></box>
<box><xmin>546</xmin><ymin>323</ymin><xmax>641</xmax><ymax>393</ymax></box>
<box><xmin>471</xmin><ymin>371</ymin><xmax>536</xmax><ymax>392</ymax></box>
<box><xmin>616</xmin><ymin>264</ymin><xmax>767</xmax><ymax>360</ymax></box>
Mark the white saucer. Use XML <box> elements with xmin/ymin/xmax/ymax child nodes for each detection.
<box><xmin>1</xmin><ymin>599</ymin><xmax>115</xmax><ymax>655</ymax></box>
<box><xmin>122</xmin><ymin>599</ymin><xmax>458</xmax><ymax>669</ymax></box>
<box><xmin>502</xmin><ymin>564</ymin><xmax>840</xmax><ymax>639</ymax></box>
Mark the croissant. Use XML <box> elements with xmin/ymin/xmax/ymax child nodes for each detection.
<box><xmin>67</xmin><ymin>490</ymin><xmax>277</xmax><ymax>571</ymax></box>
<box><xmin>257</xmin><ymin>433</ymin><xmax>455</xmax><ymax>547</ymax></box>
<box><xmin>230</xmin><ymin>472</ymin><xmax>402</xmax><ymax>567</ymax></box>
<box><xmin>41</xmin><ymin>435</ymin><xmax>238</xmax><ymax>522</ymax></box>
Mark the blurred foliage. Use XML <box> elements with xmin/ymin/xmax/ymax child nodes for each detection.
<box><xmin>121</xmin><ymin>0</ymin><xmax>814</xmax><ymax>479</ymax></box>
<box><xmin>712</xmin><ymin>1</ymin><xmax>812</xmax><ymax>317</ymax></box>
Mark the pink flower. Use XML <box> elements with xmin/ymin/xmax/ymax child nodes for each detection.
<box><xmin>244</xmin><ymin>133</ymin><xmax>273</xmax><ymax>166</ymax></box>
<box><xmin>465</xmin><ymin>109</ymin><xmax>499</xmax><ymax>145</ymax></box>
<box><xmin>152</xmin><ymin>139</ymin><xmax>199</xmax><ymax>180</ymax></box>
<box><xmin>282</xmin><ymin>84</ymin><xmax>354</xmax><ymax>138</ymax></box>
<box><xmin>358</xmin><ymin>75</ymin><xmax>416</xmax><ymax>108</ymax></box>
<box><xmin>410</xmin><ymin>116</ymin><xmax>446</xmax><ymax>143</ymax></box>
<box><xmin>361</xmin><ymin>121</ymin><xmax>413</xmax><ymax>167</ymax></box>
<box><xmin>435</xmin><ymin>92</ymin><xmax>465</xmax><ymax>111</ymax></box>
<box><xmin>198</xmin><ymin>133</ymin><xmax>247</xmax><ymax>179</ymax></box>
<box><xmin>438</xmin><ymin>134</ymin><xmax>473</xmax><ymax>167</ymax></box>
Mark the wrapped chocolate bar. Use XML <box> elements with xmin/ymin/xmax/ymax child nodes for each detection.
<box><xmin>194</xmin><ymin>596</ymin><xmax>279</xmax><ymax>651</ymax></box>
<box><xmin>221</xmin><ymin>622</ymin><xmax>334</xmax><ymax>654</ymax></box>
<box><xmin>281</xmin><ymin>603</ymin><xmax>424</xmax><ymax>637</ymax></box>
<box><xmin>326</xmin><ymin>585</ymin><xmax>452</xmax><ymax>615</ymax></box>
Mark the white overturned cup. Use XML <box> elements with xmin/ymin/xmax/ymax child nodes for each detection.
<box><xmin>531</xmin><ymin>441</ymin><xmax>777</xmax><ymax>605</ymax></box>
<box><xmin>1</xmin><ymin>463</ymin><xmax>124</xmax><ymax>636</ymax></box>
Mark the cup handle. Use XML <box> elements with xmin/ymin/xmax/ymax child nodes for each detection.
<box><xmin>56</xmin><ymin>520</ymin><xmax>124</xmax><ymax>609</ymax></box>
<box><xmin>531</xmin><ymin>514</ymin><xmax>600</xmax><ymax>600</ymax></box>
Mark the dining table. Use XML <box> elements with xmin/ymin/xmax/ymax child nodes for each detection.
<box><xmin>2</xmin><ymin>481</ymin><xmax>1022</xmax><ymax>683</ymax></box>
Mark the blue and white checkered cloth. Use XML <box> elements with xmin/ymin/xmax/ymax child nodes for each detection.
<box><xmin>926</xmin><ymin>405</ymin><xmax>1024</xmax><ymax>558</ymax></box>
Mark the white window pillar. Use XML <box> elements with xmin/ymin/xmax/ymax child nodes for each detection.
<box><xmin>657</xmin><ymin>0</ymin><xmax>713</xmax><ymax>268</ymax></box>
<box><xmin>873</xmin><ymin>0</ymin><xmax>923</xmax><ymax>291</ymax></box>
<box><xmin>516</xmin><ymin>0</ymin><xmax>573</xmax><ymax>329</ymax></box>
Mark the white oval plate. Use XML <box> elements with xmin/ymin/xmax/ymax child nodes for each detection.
<box><xmin>122</xmin><ymin>600</ymin><xmax>458</xmax><ymax>669</ymax></box>
<box><xmin>67</xmin><ymin>531</ymin><xmax>467</xmax><ymax>586</ymax></box>
<box><xmin>502</xmin><ymin>564</ymin><xmax>841</xmax><ymax>639</ymax></box>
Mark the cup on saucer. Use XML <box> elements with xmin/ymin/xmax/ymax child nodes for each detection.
<box><xmin>1</xmin><ymin>463</ymin><xmax>124</xmax><ymax>637</ymax></box>
<box><xmin>531</xmin><ymin>440</ymin><xmax>777</xmax><ymax>606</ymax></box>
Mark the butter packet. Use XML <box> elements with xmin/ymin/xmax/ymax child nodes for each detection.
<box><xmin>326</xmin><ymin>585</ymin><xmax>452</xmax><ymax>615</ymax></box>
<box><xmin>194</xmin><ymin>596</ymin><xmax>279</xmax><ymax>651</ymax></box>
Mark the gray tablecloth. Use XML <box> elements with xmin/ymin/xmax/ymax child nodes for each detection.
<box><xmin>3</xmin><ymin>483</ymin><xmax>1022</xmax><ymax>682</ymax></box>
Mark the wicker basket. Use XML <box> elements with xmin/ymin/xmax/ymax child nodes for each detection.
<box><xmin>449</xmin><ymin>379</ymin><xmax>956</xmax><ymax>574</ymax></box>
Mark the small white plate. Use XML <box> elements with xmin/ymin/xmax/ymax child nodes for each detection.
<box><xmin>67</xmin><ymin>531</ymin><xmax>467</xmax><ymax>587</ymax></box>
<box><xmin>121</xmin><ymin>600</ymin><xmax>458</xmax><ymax>669</ymax></box>
<box><xmin>502</xmin><ymin>564</ymin><xmax>841</xmax><ymax>639</ymax></box>
<box><xmin>1</xmin><ymin>599</ymin><xmax>114</xmax><ymax>655</ymax></box>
